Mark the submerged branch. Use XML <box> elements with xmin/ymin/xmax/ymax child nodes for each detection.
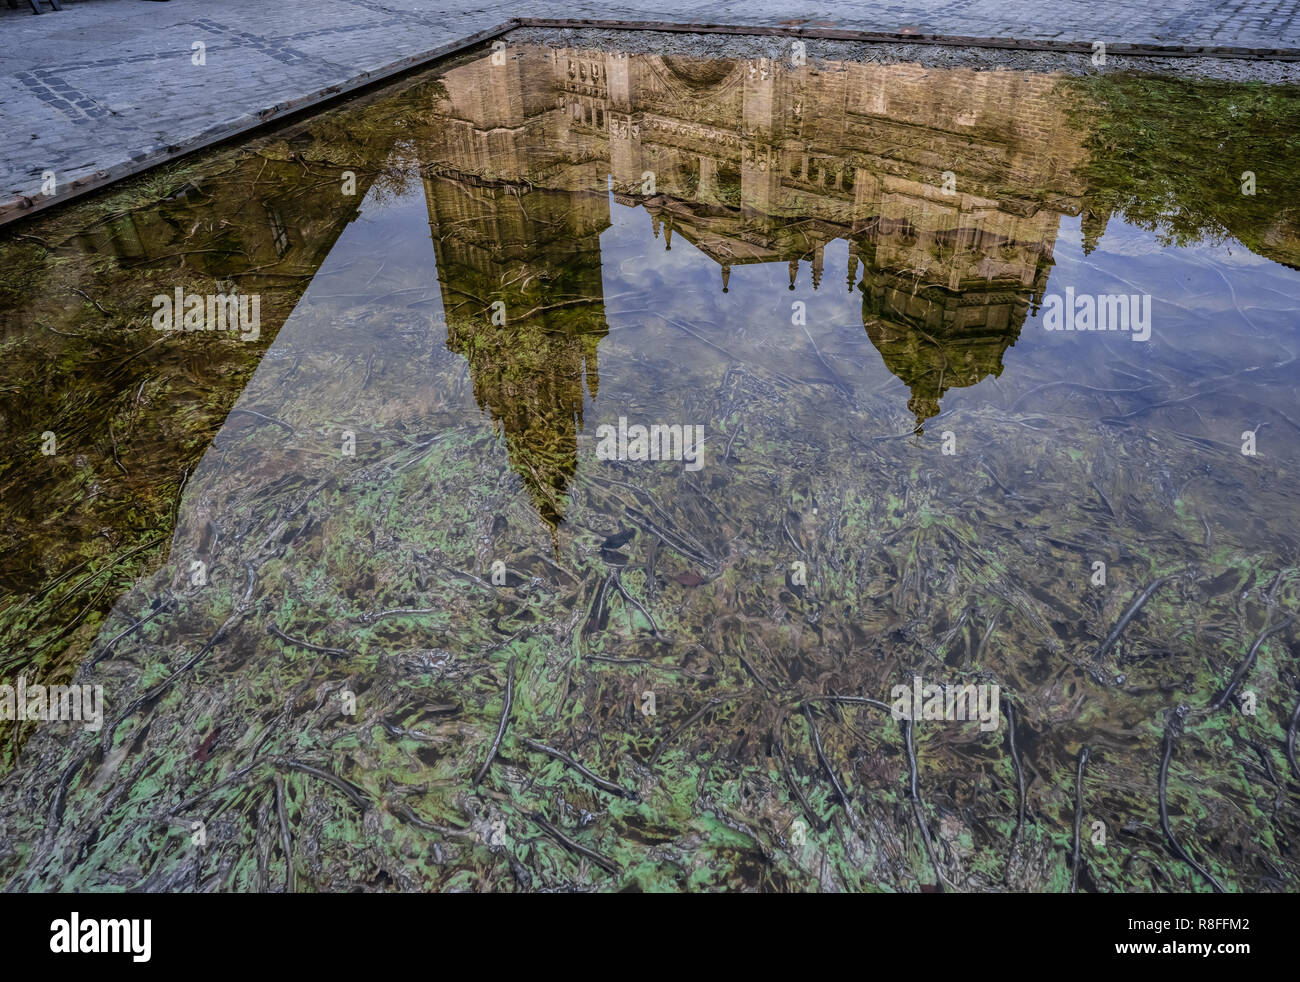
<box><xmin>473</xmin><ymin>656</ymin><xmax>516</xmax><ymax>789</ymax></box>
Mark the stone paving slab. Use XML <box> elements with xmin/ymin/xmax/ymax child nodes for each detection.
<box><xmin>2</xmin><ymin>0</ymin><xmax>1299</xmax><ymax>226</ymax></box>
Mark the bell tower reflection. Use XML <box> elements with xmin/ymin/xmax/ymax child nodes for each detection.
<box><xmin>420</xmin><ymin>49</ymin><xmax>611</xmax><ymax>528</ymax></box>
<box><xmin>423</xmin><ymin>174</ymin><xmax>609</xmax><ymax>528</ymax></box>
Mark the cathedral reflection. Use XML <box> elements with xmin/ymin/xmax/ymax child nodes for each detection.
<box><xmin>415</xmin><ymin>43</ymin><xmax>1093</xmax><ymax>507</ymax></box>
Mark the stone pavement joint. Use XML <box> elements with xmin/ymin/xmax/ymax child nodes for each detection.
<box><xmin>2</xmin><ymin>0</ymin><xmax>1299</xmax><ymax>227</ymax></box>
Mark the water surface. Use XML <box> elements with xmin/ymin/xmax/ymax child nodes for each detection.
<box><xmin>1</xmin><ymin>41</ymin><xmax>1299</xmax><ymax>892</ymax></box>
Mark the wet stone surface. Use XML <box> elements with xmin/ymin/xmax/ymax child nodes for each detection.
<box><xmin>4</xmin><ymin>0</ymin><xmax>1300</xmax><ymax>217</ymax></box>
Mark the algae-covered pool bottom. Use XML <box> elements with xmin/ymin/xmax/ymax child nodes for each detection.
<box><xmin>1</xmin><ymin>34</ymin><xmax>1299</xmax><ymax>892</ymax></box>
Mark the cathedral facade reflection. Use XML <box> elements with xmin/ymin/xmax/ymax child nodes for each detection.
<box><xmin>417</xmin><ymin>43</ymin><xmax>1093</xmax><ymax>473</ymax></box>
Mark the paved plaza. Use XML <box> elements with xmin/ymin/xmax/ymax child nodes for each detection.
<box><xmin>2</xmin><ymin>0</ymin><xmax>1299</xmax><ymax>224</ymax></box>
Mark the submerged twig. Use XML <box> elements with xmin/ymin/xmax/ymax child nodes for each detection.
<box><xmin>723</xmin><ymin>422</ymin><xmax>741</xmax><ymax>464</ymax></box>
<box><xmin>472</xmin><ymin>656</ymin><xmax>515</xmax><ymax>789</ymax></box>
<box><xmin>1288</xmin><ymin>693</ymin><xmax>1300</xmax><ymax>782</ymax></box>
<box><xmin>528</xmin><ymin>811</ymin><xmax>619</xmax><ymax>875</ymax></box>
<box><xmin>623</xmin><ymin>504</ymin><xmax>717</xmax><ymax>569</ymax></box>
<box><xmin>355</xmin><ymin>606</ymin><xmax>442</xmax><ymax>623</ymax></box>
<box><xmin>13</xmin><ymin>232</ymin><xmax>54</xmax><ymax>250</ymax></box>
<box><xmin>19</xmin><ymin>751</ymin><xmax>93</xmax><ymax>889</ymax></box>
<box><xmin>1005</xmin><ymin>699</ymin><xmax>1026</xmax><ymax>850</ymax></box>
<box><xmin>1095</xmin><ymin>573</ymin><xmax>1178</xmax><ymax>663</ymax></box>
<box><xmin>271</xmin><ymin>757</ymin><xmax>370</xmax><ymax>813</ymax></box>
<box><xmin>1158</xmin><ymin>708</ymin><xmax>1225</xmax><ymax>893</ymax></box>
<box><xmin>71</xmin><ymin>287</ymin><xmax>110</xmax><ymax>316</ymax></box>
<box><xmin>581</xmin><ymin>573</ymin><xmax>613</xmax><ymax>640</ymax></box>
<box><xmin>273</xmin><ymin>774</ymin><xmax>295</xmax><ymax>893</ymax></box>
<box><xmin>89</xmin><ymin>595</ymin><xmax>176</xmax><ymax>667</ymax></box>
<box><xmin>103</xmin><ymin>592</ymin><xmax>250</xmax><ymax>753</ymax></box>
<box><xmin>1207</xmin><ymin>615</ymin><xmax>1295</xmax><ymax>714</ymax></box>
<box><xmin>1070</xmin><ymin>745</ymin><xmax>1089</xmax><ymax>893</ymax></box>
<box><xmin>1010</xmin><ymin>378</ymin><xmax>1149</xmax><ymax>412</ymax></box>
<box><xmin>611</xmin><ymin>571</ymin><xmax>661</xmax><ymax>637</ymax></box>
<box><xmin>268</xmin><ymin>623</ymin><xmax>352</xmax><ymax>657</ymax></box>
<box><xmin>773</xmin><ymin>736</ymin><xmax>824</xmax><ymax>833</ymax></box>
<box><xmin>903</xmin><ymin>718</ymin><xmax>946</xmax><ymax>892</ymax></box>
<box><xmin>802</xmin><ymin>694</ymin><xmax>892</xmax><ymax>713</ymax></box>
<box><xmin>1251</xmin><ymin>741</ymin><xmax>1284</xmax><ymax>796</ymax></box>
<box><xmin>521</xmin><ymin>738</ymin><xmax>639</xmax><ymax>801</ymax></box>
<box><xmin>228</xmin><ymin>407</ymin><xmax>295</xmax><ymax>435</ymax></box>
<box><xmin>647</xmin><ymin>696</ymin><xmax>731</xmax><ymax>767</ymax></box>
<box><xmin>802</xmin><ymin>704</ymin><xmax>856</xmax><ymax>828</ymax></box>
<box><xmin>975</xmin><ymin>611</ymin><xmax>999</xmax><ymax>664</ymax></box>
<box><xmin>170</xmin><ymin>761</ymin><xmax>266</xmax><ymax>814</ymax></box>
<box><xmin>798</xmin><ymin>324</ymin><xmax>853</xmax><ymax>396</ymax></box>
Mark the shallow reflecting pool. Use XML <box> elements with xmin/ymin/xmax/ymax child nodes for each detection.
<box><xmin>2</xmin><ymin>37</ymin><xmax>1299</xmax><ymax>891</ymax></box>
